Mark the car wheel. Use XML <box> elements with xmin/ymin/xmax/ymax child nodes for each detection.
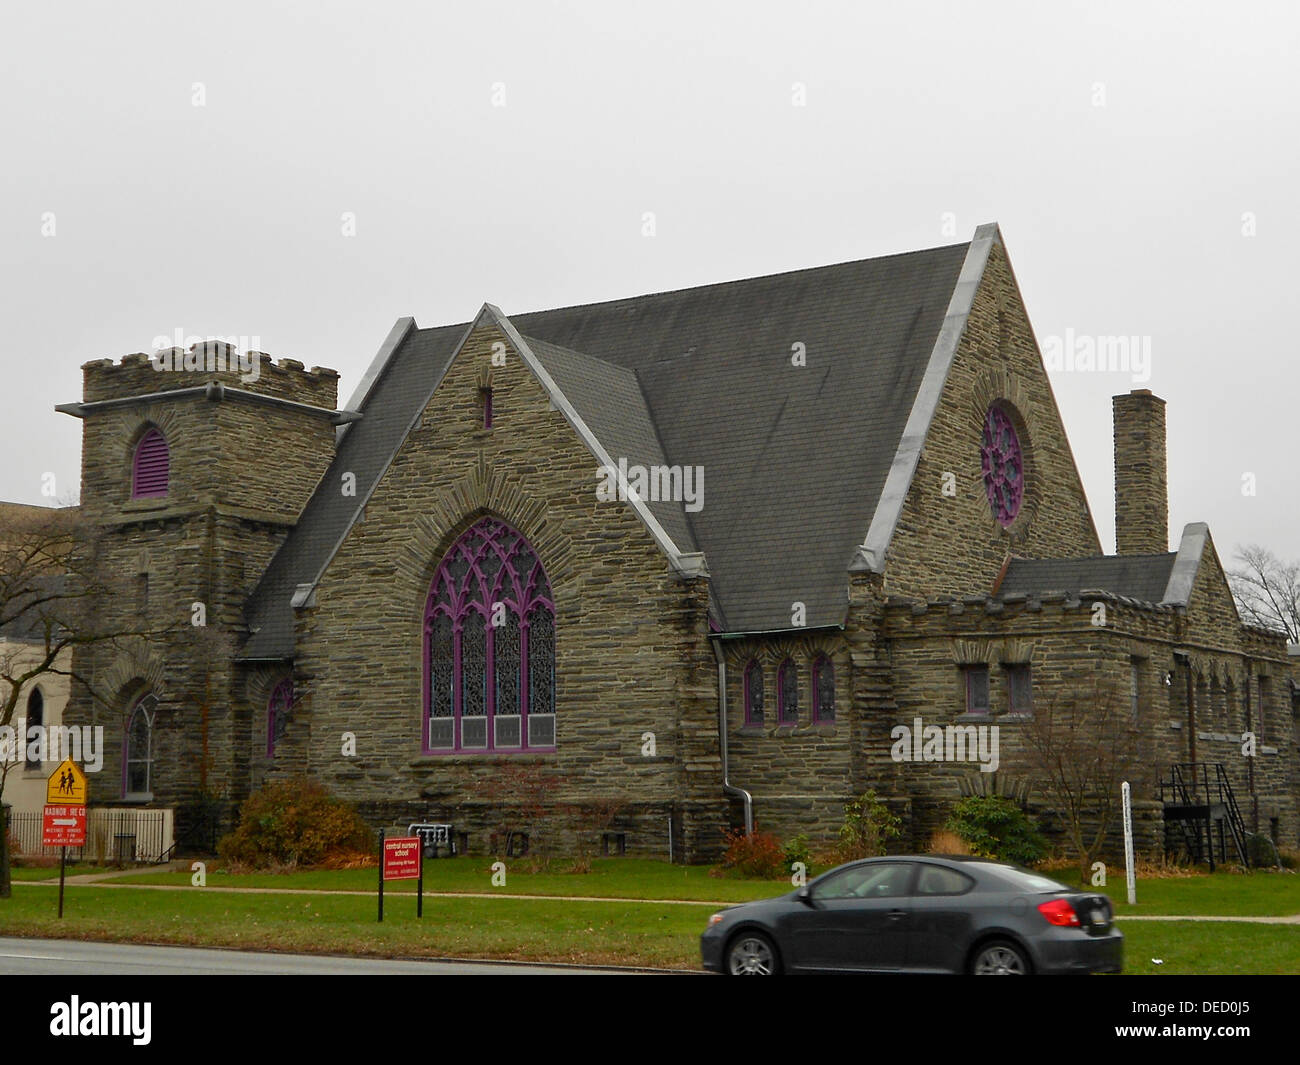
<box><xmin>726</xmin><ymin>931</ymin><xmax>781</xmax><ymax>975</ymax></box>
<box><xmin>971</xmin><ymin>940</ymin><xmax>1030</xmax><ymax>975</ymax></box>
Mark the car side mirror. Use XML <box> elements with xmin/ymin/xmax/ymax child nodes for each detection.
<box><xmin>797</xmin><ymin>886</ymin><xmax>812</xmax><ymax>904</ymax></box>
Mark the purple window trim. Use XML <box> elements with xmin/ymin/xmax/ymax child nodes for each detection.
<box><xmin>267</xmin><ymin>678</ymin><xmax>293</xmax><ymax>758</ymax></box>
<box><xmin>743</xmin><ymin>659</ymin><xmax>764</xmax><ymax>725</ymax></box>
<box><xmin>122</xmin><ymin>694</ymin><xmax>157</xmax><ymax>798</ymax></box>
<box><xmin>980</xmin><ymin>406</ymin><xmax>1022</xmax><ymax>527</ymax></box>
<box><xmin>422</xmin><ymin>517</ymin><xmax>555</xmax><ymax>754</ymax></box>
<box><xmin>812</xmin><ymin>656</ymin><xmax>835</xmax><ymax>724</ymax></box>
<box><xmin>132</xmin><ymin>427</ymin><xmax>169</xmax><ymax>499</ymax></box>
<box><xmin>777</xmin><ymin>659</ymin><xmax>798</xmax><ymax>725</ymax></box>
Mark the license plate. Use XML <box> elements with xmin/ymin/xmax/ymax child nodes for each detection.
<box><xmin>1091</xmin><ymin>912</ymin><xmax>1108</xmax><ymax>926</ymax></box>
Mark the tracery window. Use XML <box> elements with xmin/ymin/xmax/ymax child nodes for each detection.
<box><xmin>123</xmin><ymin>694</ymin><xmax>158</xmax><ymax>798</ymax></box>
<box><xmin>424</xmin><ymin>518</ymin><xmax>555</xmax><ymax>752</ymax></box>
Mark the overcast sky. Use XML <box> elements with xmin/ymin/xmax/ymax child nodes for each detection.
<box><xmin>2</xmin><ymin>0</ymin><xmax>1296</xmax><ymax>564</ymax></box>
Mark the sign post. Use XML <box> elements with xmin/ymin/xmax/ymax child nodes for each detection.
<box><xmin>379</xmin><ymin>833</ymin><xmax>423</xmax><ymax>922</ymax></box>
<box><xmin>1121</xmin><ymin>780</ymin><xmax>1136</xmax><ymax>905</ymax></box>
<box><xmin>44</xmin><ymin>759</ymin><xmax>88</xmax><ymax>918</ymax></box>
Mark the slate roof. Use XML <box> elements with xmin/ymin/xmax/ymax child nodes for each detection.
<box><xmin>242</xmin><ymin>239</ymin><xmax>974</xmax><ymax>657</ymax></box>
<box><xmin>996</xmin><ymin>553</ymin><xmax>1178</xmax><ymax>605</ymax></box>
<box><xmin>241</xmin><ymin>323</ymin><xmax>468</xmax><ymax>658</ymax></box>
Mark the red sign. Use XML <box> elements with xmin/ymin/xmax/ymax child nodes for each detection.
<box><xmin>383</xmin><ymin>836</ymin><xmax>421</xmax><ymax>881</ymax></box>
<box><xmin>43</xmin><ymin>805</ymin><xmax>87</xmax><ymax>847</ymax></box>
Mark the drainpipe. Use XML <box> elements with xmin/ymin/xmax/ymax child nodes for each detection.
<box><xmin>711</xmin><ymin>636</ymin><xmax>753</xmax><ymax>835</ymax></box>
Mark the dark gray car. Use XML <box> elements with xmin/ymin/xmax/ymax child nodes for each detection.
<box><xmin>700</xmin><ymin>855</ymin><xmax>1122</xmax><ymax>975</ymax></box>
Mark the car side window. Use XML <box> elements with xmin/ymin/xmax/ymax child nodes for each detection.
<box><xmin>813</xmin><ymin>863</ymin><xmax>913</xmax><ymax>900</ymax></box>
<box><xmin>914</xmin><ymin>865</ymin><xmax>975</xmax><ymax>896</ymax></box>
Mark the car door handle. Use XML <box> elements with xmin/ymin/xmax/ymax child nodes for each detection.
<box><xmin>886</xmin><ymin>909</ymin><xmax>907</xmax><ymax>921</ymax></box>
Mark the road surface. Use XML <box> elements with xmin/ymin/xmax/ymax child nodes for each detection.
<box><xmin>0</xmin><ymin>937</ymin><xmax>661</xmax><ymax>975</ymax></box>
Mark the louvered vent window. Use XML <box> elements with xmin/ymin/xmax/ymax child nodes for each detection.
<box><xmin>132</xmin><ymin>429</ymin><xmax>169</xmax><ymax>498</ymax></box>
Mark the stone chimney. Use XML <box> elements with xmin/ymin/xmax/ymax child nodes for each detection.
<box><xmin>1113</xmin><ymin>389</ymin><xmax>1169</xmax><ymax>555</ymax></box>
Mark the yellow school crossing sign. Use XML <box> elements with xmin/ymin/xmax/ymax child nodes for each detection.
<box><xmin>47</xmin><ymin>758</ymin><xmax>88</xmax><ymax>805</ymax></box>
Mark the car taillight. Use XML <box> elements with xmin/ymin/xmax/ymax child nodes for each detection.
<box><xmin>1037</xmin><ymin>898</ymin><xmax>1081</xmax><ymax>927</ymax></box>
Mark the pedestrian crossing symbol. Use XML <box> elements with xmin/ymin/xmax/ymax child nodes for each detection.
<box><xmin>46</xmin><ymin>758</ymin><xmax>88</xmax><ymax>805</ymax></box>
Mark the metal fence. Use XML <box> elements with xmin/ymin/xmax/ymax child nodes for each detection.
<box><xmin>6</xmin><ymin>807</ymin><xmax>174</xmax><ymax>864</ymax></box>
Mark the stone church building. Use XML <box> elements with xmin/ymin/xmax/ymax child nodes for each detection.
<box><xmin>52</xmin><ymin>223</ymin><xmax>1298</xmax><ymax>862</ymax></box>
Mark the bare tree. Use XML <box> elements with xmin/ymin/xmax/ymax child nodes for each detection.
<box><xmin>1020</xmin><ymin>676</ymin><xmax>1153</xmax><ymax>882</ymax></box>
<box><xmin>1228</xmin><ymin>544</ymin><xmax>1299</xmax><ymax>643</ymax></box>
<box><xmin>0</xmin><ymin>507</ymin><xmax>170</xmax><ymax>896</ymax></box>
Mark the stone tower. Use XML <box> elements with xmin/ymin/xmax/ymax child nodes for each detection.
<box><xmin>58</xmin><ymin>343</ymin><xmax>341</xmax><ymax>838</ymax></box>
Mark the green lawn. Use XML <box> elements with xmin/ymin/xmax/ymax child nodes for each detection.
<box><xmin>4</xmin><ymin>883</ymin><xmax>710</xmax><ymax>968</ymax></box>
<box><xmin>115</xmin><ymin>858</ymin><xmax>1300</xmax><ymax>917</ymax></box>
<box><xmin>115</xmin><ymin>857</ymin><xmax>802</xmax><ymax>903</ymax></box>
<box><xmin>9</xmin><ymin>865</ymin><xmax>129</xmax><ymax>881</ymax></box>
<box><xmin>5</xmin><ymin>879</ymin><xmax>1299</xmax><ymax>973</ymax></box>
<box><xmin>1043</xmin><ymin>867</ymin><xmax>1300</xmax><ymax>917</ymax></box>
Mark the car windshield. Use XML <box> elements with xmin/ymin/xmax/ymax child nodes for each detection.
<box><xmin>985</xmin><ymin>865</ymin><xmax>1071</xmax><ymax>893</ymax></box>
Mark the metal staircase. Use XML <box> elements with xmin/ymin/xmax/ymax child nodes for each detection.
<box><xmin>1160</xmin><ymin>762</ymin><xmax>1249</xmax><ymax>870</ymax></box>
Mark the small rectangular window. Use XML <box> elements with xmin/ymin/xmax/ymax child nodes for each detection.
<box><xmin>964</xmin><ymin>666</ymin><xmax>990</xmax><ymax>715</ymax></box>
<box><xmin>1006</xmin><ymin>664</ymin><xmax>1032</xmax><ymax>715</ymax></box>
<box><xmin>1130</xmin><ymin>659</ymin><xmax>1142</xmax><ymax>723</ymax></box>
<box><xmin>481</xmin><ymin>387</ymin><xmax>493</xmax><ymax>430</ymax></box>
<box><xmin>1257</xmin><ymin>676</ymin><xmax>1271</xmax><ymax>745</ymax></box>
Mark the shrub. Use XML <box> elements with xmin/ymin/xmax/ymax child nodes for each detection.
<box><xmin>835</xmin><ymin>789</ymin><xmax>901</xmax><ymax>862</ymax></box>
<box><xmin>783</xmin><ymin>833</ymin><xmax>811</xmax><ymax>874</ymax></box>
<box><xmin>713</xmin><ymin>828</ymin><xmax>787</xmax><ymax>879</ymax></box>
<box><xmin>944</xmin><ymin>795</ymin><xmax>1046</xmax><ymax>867</ymax></box>
<box><xmin>217</xmin><ymin>776</ymin><xmax>375</xmax><ymax>870</ymax></box>
<box><xmin>927</xmin><ymin>828</ymin><xmax>971</xmax><ymax>856</ymax></box>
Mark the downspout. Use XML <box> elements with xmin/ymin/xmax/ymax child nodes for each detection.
<box><xmin>711</xmin><ymin>636</ymin><xmax>753</xmax><ymax>835</ymax></box>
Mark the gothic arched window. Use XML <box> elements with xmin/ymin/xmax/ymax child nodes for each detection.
<box><xmin>25</xmin><ymin>687</ymin><xmax>44</xmax><ymax>769</ymax></box>
<box><xmin>267</xmin><ymin>679</ymin><xmax>293</xmax><ymax>757</ymax></box>
<box><xmin>778</xmin><ymin>659</ymin><xmax>799</xmax><ymax>725</ymax></box>
<box><xmin>123</xmin><ymin>694</ymin><xmax>158</xmax><ymax>798</ymax></box>
<box><xmin>980</xmin><ymin>405</ymin><xmax>1023</xmax><ymax>527</ymax></box>
<box><xmin>423</xmin><ymin>517</ymin><xmax>555</xmax><ymax>752</ymax></box>
<box><xmin>132</xmin><ymin>427</ymin><xmax>170</xmax><ymax>499</ymax></box>
<box><xmin>812</xmin><ymin>656</ymin><xmax>835</xmax><ymax>724</ymax></box>
<box><xmin>743</xmin><ymin>660</ymin><xmax>764</xmax><ymax>726</ymax></box>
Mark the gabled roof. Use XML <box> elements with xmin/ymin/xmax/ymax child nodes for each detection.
<box><xmin>996</xmin><ymin>553</ymin><xmax>1178</xmax><ymax>605</ymax></box>
<box><xmin>241</xmin><ymin>321</ymin><xmax>469</xmax><ymax>658</ymax></box>
<box><xmin>993</xmin><ymin>523</ymin><xmax>1215</xmax><ymax>608</ymax></box>
<box><xmin>243</xmin><ymin>230</ymin><xmax>987</xmax><ymax>656</ymax></box>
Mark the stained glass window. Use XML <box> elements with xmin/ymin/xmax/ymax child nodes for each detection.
<box><xmin>778</xmin><ymin>659</ymin><xmax>799</xmax><ymax>725</ymax></box>
<box><xmin>124</xmin><ymin>694</ymin><xmax>158</xmax><ymax>797</ymax></box>
<box><xmin>424</xmin><ymin>517</ymin><xmax>555</xmax><ymax>751</ymax></box>
<box><xmin>812</xmin><ymin>657</ymin><xmax>835</xmax><ymax>723</ymax></box>
<box><xmin>744</xmin><ymin>660</ymin><xmax>764</xmax><ymax>725</ymax></box>
<box><xmin>980</xmin><ymin>406</ymin><xmax>1023</xmax><ymax>527</ymax></box>
<box><xmin>267</xmin><ymin>679</ymin><xmax>293</xmax><ymax>757</ymax></box>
